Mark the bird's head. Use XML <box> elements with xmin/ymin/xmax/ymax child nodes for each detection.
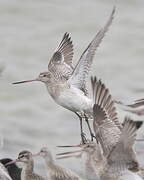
<box><xmin>17</xmin><ymin>150</ymin><xmax>33</xmax><ymax>164</ymax></box>
<box><xmin>5</xmin><ymin>150</ymin><xmax>33</xmax><ymax>167</ymax></box>
<box><xmin>33</xmin><ymin>147</ymin><xmax>53</xmax><ymax>162</ymax></box>
<box><xmin>38</xmin><ymin>72</ymin><xmax>52</xmax><ymax>83</ymax></box>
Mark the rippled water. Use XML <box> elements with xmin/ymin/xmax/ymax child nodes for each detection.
<box><xmin>0</xmin><ymin>0</ymin><xmax>144</xmax><ymax>177</ymax></box>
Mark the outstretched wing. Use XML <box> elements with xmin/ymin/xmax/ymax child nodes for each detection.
<box><xmin>68</xmin><ymin>7</ymin><xmax>115</xmax><ymax>91</ymax></box>
<box><xmin>107</xmin><ymin>117</ymin><xmax>142</xmax><ymax>173</ymax></box>
<box><xmin>48</xmin><ymin>33</ymin><xmax>74</xmax><ymax>80</ymax></box>
<box><xmin>91</xmin><ymin>76</ymin><xmax>122</xmax><ymax>156</ymax></box>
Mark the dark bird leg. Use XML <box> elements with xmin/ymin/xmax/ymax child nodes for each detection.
<box><xmin>75</xmin><ymin>112</ymin><xmax>87</xmax><ymax>144</ymax></box>
<box><xmin>84</xmin><ymin>114</ymin><xmax>96</xmax><ymax>141</ymax></box>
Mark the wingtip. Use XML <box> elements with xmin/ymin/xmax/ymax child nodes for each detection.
<box><xmin>135</xmin><ymin>121</ymin><xmax>143</xmax><ymax>129</ymax></box>
<box><xmin>123</xmin><ymin>116</ymin><xmax>143</xmax><ymax>130</ymax></box>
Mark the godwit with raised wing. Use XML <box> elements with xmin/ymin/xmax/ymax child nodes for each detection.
<box><xmin>12</xmin><ymin>7</ymin><xmax>115</xmax><ymax>142</ymax></box>
<box><xmin>6</xmin><ymin>151</ymin><xmax>45</xmax><ymax>180</ymax></box>
<box><xmin>33</xmin><ymin>147</ymin><xmax>82</xmax><ymax>180</ymax></box>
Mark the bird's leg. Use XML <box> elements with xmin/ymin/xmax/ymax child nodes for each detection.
<box><xmin>84</xmin><ymin>114</ymin><xmax>96</xmax><ymax>141</ymax></box>
<box><xmin>75</xmin><ymin>112</ymin><xmax>87</xmax><ymax>144</ymax></box>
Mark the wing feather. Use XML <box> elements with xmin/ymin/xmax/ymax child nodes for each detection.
<box><xmin>107</xmin><ymin>117</ymin><xmax>143</xmax><ymax>173</ymax></box>
<box><xmin>68</xmin><ymin>7</ymin><xmax>115</xmax><ymax>90</ymax></box>
<box><xmin>48</xmin><ymin>33</ymin><xmax>74</xmax><ymax>80</ymax></box>
<box><xmin>91</xmin><ymin>76</ymin><xmax>122</xmax><ymax>156</ymax></box>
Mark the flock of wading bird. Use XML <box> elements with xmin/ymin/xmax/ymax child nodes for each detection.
<box><xmin>1</xmin><ymin>6</ymin><xmax>144</xmax><ymax>180</ymax></box>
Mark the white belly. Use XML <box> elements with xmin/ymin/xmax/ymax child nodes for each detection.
<box><xmin>57</xmin><ymin>86</ymin><xmax>93</xmax><ymax>113</ymax></box>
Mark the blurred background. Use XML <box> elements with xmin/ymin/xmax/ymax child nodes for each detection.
<box><xmin>0</xmin><ymin>0</ymin><xmax>144</xmax><ymax>177</ymax></box>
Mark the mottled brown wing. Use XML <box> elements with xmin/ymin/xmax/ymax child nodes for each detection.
<box><xmin>49</xmin><ymin>32</ymin><xmax>73</xmax><ymax>66</ymax></box>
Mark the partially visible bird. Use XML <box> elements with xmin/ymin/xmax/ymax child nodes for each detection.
<box><xmin>6</xmin><ymin>150</ymin><xmax>45</xmax><ymax>180</ymax></box>
<box><xmin>57</xmin><ymin>140</ymin><xmax>105</xmax><ymax>180</ymax></box>
<box><xmin>0</xmin><ymin>161</ymin><xmax>12</xmax><ymax>180</ymax></box>
<box><xmin>34</xmin><ymin>147</ymin><xmax>82</xmax><ymax>180</ymax></box>
<box><xmin>115</xmin><ymin>98</ymin><xmax>144</xmax><ymax>116</ymax></box>
<box><xmin>56</xmin><ymin>118</ymin><xmax>143</xmax><ymax>180</ymax></box>
<box><xmin>0</xmin><ymin>158</ymin><xmax>21</xmax><ymax>180</ymax></box>
<box><xmin>12</xmin><ymin>7</ymin><xmax>115</xmax><ymax>143</ymax></box>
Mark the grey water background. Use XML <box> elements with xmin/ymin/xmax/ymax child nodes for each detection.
<box><xmin>0</xmin><ymin>0</ymin><xmax>144</xmax><ymax>177</ymax></box>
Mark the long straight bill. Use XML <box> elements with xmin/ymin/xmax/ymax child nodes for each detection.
<box><xmin>56</xmin><ymin>149</ymin><xmax>82</xmax><ymax>156</ymax></box>
<box><xmin>12</xmin><ymin>78</ymin><xmax>39</xmax><ymax>84</ymax></box>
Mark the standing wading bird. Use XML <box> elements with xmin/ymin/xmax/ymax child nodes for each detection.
<box><xmin>6</xmin><ymin>151</ymin><xmax>45</xmax><ymax>180</ymax></box>
<box><xmin>33</xmin><ymin>147</ymin><xmax>82</xmax><ymax>180</ymax></box>
<box><xmin>0</xmin><ymin>158</ymin><xmax>21</xmax><ymax>180</ymax></box>
<box><xmin>12</xmin><ymin>7</ymin><xmax>115</xmax><ymax>143</ymax></box>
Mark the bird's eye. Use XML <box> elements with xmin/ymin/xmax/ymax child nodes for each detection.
<box><xmin>43</xmin><ymin>75</ymin><xmax>47</xmax><ymax>77</ymax></box>
<box><xmin>19</xmin><ymin>155</ymin><xmax>24</xmax><ymax>159</ymax></box>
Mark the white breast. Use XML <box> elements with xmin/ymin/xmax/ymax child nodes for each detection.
<box><xmin>57</xmin><ymin>86</ymin><xmax>93</xmax><ymax>113</ymax></box>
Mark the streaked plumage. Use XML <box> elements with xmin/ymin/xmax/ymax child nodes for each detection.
<box><xmin>0</xmin><ymin>158</ymin><xmax>21</xmax><ymax>180</ymax></box>
<box><xmin>48</xmin><ymin>32</ymin><xmax>74</xmax><ymax>81</ymax></box>
<box><xmin>34</xmin><ymin>147</ymin><xmax>82</xmax><ymax>180</ymax></box>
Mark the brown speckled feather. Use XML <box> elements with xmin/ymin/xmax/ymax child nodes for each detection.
<box><xmin>48</xmin><ymin>33</ymin><xmax>74</xmax><ymax>80</ymax></box>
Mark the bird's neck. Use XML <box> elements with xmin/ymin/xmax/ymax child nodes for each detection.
<box><xmin>21</xmin><ymin>160</ymin><xmax>34</xmax><ymax>180</ymax></box>
<box><xmin>45</xmin><ymin>82</ymin><xmax>68</xmax><ymax>100</ymax></box>
<box><xmin>44</xmin><ymin>155</ymin><xmax>54</xmax><ymax>168</ymax></box>
<box><xmin>44</xmin><ymin>156</ymin><xmax>56</xmax><ymax>173</ymax></box>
